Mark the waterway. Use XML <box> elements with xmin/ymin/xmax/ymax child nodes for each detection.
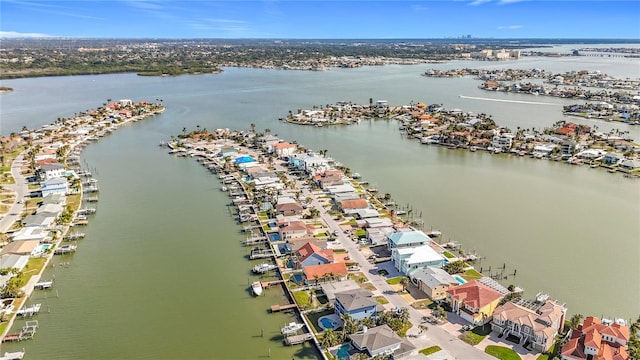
<box><xmin>1</xmin><ymin>54</ymin><xmax>638</xmax><ymax>358</ymax></box>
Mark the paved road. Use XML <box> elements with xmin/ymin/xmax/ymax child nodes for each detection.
<box><xmin>0</xmin><ymin>151</ymin><xmax>29</xmax><ymax>233</ymax></box>
<box><xmin>295</xmin><ymin>179</ymin><xmax>494</xmax><ymax>360</ymax></box>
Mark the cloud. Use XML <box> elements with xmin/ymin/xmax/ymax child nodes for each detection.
<box><xmin>497</xmin><ymin>25</ymin><xmax>524</xmax><ymax>30</ymax></box>
<box><xmin>468</xmin><ymin>0</ymin><xmax>493</xmax><ymax>5</ymax></box>
<box><xmin>0</xmin><ymin>30</ymin><xmax>54</xmax><ymax>38</ymax></box>
<box><xmin>3</xmin><ymin>0</ymin><xmax>102</xmax><ymax>19</ymax></box>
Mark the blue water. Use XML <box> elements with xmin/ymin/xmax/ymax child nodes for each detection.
<box><xmin>454</xmin><ymin>275</ymin><xmax>467</xmax><ymax>284</ymax></box>
<box><xmin>320</xmin><ymin>318</ymin><xmax>334</xmax><ymax>329</ymax></box>
<box><xmin>336</xmin><ymin>344</ymin><xmax>351</xmax><ymax>359</ymax></box>
<box><xmin>292</xmin><ymin>273</ymin><xmax>303</xmax><ymax>283</ymax></box>
<box><xmin>268</xmin><ymin>233</ymin><xmax>280</xmax><ymax>242</ymax></box>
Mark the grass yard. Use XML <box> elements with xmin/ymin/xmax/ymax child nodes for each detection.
<box><xmin>485</xmin><ymin>345</ymin><xmax>522</xmax><ymax>360</ymax></box>
<box><xmin>374</xmin><ymin>296</ymin><xmax>389</xmax><ymax>304</ymax></box>
<box><xmin>385</xmin><ymin>276</ymin><xmax>403</xmax><ymax>285</ymax></box>
<box><xmin>419</xmin><ymin>346</ymin><xmax>442</xmax><ymax>356</ymax></box>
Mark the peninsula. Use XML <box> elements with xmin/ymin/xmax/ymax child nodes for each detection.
<box><xmin>166</xmin><ymin>128</ymin><xmax>640</xmax><ymax>360</ymax></box>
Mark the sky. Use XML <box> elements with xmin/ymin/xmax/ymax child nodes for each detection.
<box><xmin>0</xmin><ymin>0</ymin><xmax>639</xmax><ymax>39</ymax></box>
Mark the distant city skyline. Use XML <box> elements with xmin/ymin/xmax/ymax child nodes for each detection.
<box><xmin>1</xmin><ymin>0</ymin><xmax>639</xmax><ymax>39</ymax></box>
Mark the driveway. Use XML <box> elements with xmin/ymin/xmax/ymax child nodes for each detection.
<box><xmin>0</xmin><ymin>151</ymin><xmax>29</xmax><ymax>233</ymax></box>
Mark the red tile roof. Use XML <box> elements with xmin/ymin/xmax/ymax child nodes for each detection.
<box><xmin>446</xmin><ymin>280</ymin><xmax>502</xmax><ymax>309</ymax></box>
<box><xmin>340</xmin><ymin>199</ymin><xmax>369</xmax><ymax>209</ymax></box>
<box><xmin>296</xmin><ymin>242</ymin><xmax>334</xmax><ymax>263</ymax></box>
<box><xmin>303</xmin><ymin>262</ymin><xmax>348</xmax><ymax>281</ymax></box>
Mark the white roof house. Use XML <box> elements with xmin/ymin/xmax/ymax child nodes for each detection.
<box><xmin>392</xmin><ymin>245</ymin><xmax>445</xmax><ymax>275</ymax></box>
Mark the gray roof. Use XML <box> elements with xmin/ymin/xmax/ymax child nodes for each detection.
<box><xmin>349</xmin><ymin>325</ymin><xmax>403</xmax><ymax>354</ymax></box>
<box><xmin>40</xmin><ymin>163</ymin><xmax>66</xmax><ymax>171</ymax></box>
<box><xmin>335</xmin><ymin>289</ymin><xmax>381</xmax><ymax>312</ymax></box>
<box><xmin>412</xmin><ymin>266</ymin><xmax>458</xmax><ymax>288</ymax></box>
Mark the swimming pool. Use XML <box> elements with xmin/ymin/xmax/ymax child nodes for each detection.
<box><xmin>320</xmin><ymin>317</ymin><xmax>334</xmax><ymax>329</ymax></box>
<box><xmin>268</xmin><ymin>233</ymin><xmax>280</xmax><ymax>242</ymax></box>
<box><xmin>336</xmin><ymin>344</ymin><xmax>353</xmax><ymax>359</ymax></box>
<box><xmin>454</xmin><ymin>275</ymin><xmax>467</xmax><ymax>284</ymax></box>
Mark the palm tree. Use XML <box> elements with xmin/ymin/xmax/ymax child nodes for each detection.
<box><xmin>320</xmin><ymin>328</ymin><xmax>337</xmax><ymax>349</ymax></box>
<box><xmin>400</xmin><ymin>277</ymin><xmax>409</xmax><ymax>293</ymax></box>
<box><xmin>341</xmin><ymin>313</ymin><xmax>358</xmax><ymax>335</ymax></box>
<box><xmin>568</xmin><ymin>313</ymin><xmax>583</xmax><ymax>331</ymax></box>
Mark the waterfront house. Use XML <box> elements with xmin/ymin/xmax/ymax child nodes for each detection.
<box><xmin>36</xmin><ymin>203</ymin><xmax>64</xmax><ymax>216</ymax></box>
<box><xmin>619</xmin><ymin>159</ymin><xmax>640</xmax><ymax>171</ymax></box>
<box><xmin>314</xmin><ymin>169</ymin><xmax>345</xmax><ymax>189</ymax></box>
<box><xmin>387</xmin><ymin>230</ymin><xmax>431</xmax><ymax>249</ymax></box>
<box><xmin>339</xmin><ymin>199</ymin><xmax>369</xmax><ymax>214</ymax></box>
<box><xmin>288</xmin><ymin>153</ymin><xmax>331</xmax><ymax>175</ymax></box>
<box><xmin>492</xmin><ymin>133</ymin><xmax>515</xmax><ymax>150</ymax></box>
<box><xmin>34</xmin><ymin>149</ymin><xmax>57</xmax><ymax>163</ymax></box>
<box><xmin>491</xmin><ymin>294</ymin><xmax>567</xmax><ymax>353</ymax></box>
<box><xmin>367</xmin><ymin>227</ymin><xmax>395</xmax><ymax>246</ymax></box>
<box><xmin>40</xmin><ymin>177</ymin><xmax>68</xmax><ymax>197</ymax></box>
<box><xmin>295</xmin><ymin>242</ymin><xmax>334</xmax><ymax>268</ymax></box>
<box><xmin>279</xmin><ymin>220</ymin><xmax>310</xmax><ymax>241</ymax></box>
<box><xmin>334</xmin><ymin>288</ymin><xmax>383</xmax><ymax>321</ymax></box>
<box><xmin>561</xmin><ymin>316</ymin><xmax>630</xmax><ymax>360</ymax></box>
<box><xmin>303</xmin><ymin>262</ymin><xmax>348</xmax><ymax>284</ymax></box>
<box><xmin>391</xmin><ymin>245</ymin><xmax>445</xmax><ymax>275</ymax></box>
<box><xmin>40</xmin><ymin>193</ymin><xmax>66</xmax><ymax>206</ymax></box>
<box><xmin>219</xmin><ymin>146</ymin><xmax>237</xmax><ymax>158</ymax></box>
<box><xmin>275</xmin><ymin>197</ymin><xmax>304</xmax><ymax>216</ymax></box>
<box><xmin>272</xmin><ymin>141</ymin><xmax>297</xmax><ymax>158</ymax></box>
<box><xmin>603</xmin><ymin>152</ymin><xmax>624</xmax><ymax>165</ymax></box>
<box><xmin>0</xmin><ymin>254</ymin><xmax>30</xmax><ymax>272</ymax></box>
<box><xmin>446</xmin><ymin>280</ymin><xmax>503</xmax><ymax>325</ymax></box>
<box><xmin>22</xmin><ymin>212</ymin><xmax>58</xmax><ymax>228</ymax></box>
<box><xmin>10</xmin><ymin>227</ymin><xmax>51</xmax><ymax>242</ymax></box>
<box><xmin>349</xmin><ymin>325</ymin><xmax>414</xmax><ymax>358</ymax></box>
<box><xmin>38</xmin><ymin>162</ymin><xmax>66</xmax><ymax>181</ymax></box>
<box><xmin>0</xmin><ymin>240</ymin><xmax>41</xmax><ymax>257</ymax></box>
<box><xmin>355</xmin><ymin>208</ymin><xmax>380</xmax><ymax>220</ymax></box>
<box><xmin>411</xmin><ymin>266</ymin><xmax>459</xmax><ymax>301</ymax></box>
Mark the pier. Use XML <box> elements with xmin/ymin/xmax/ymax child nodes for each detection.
<box><xmin>261</xmin><ymin>279</ymin><xmax>285</xmax><ymax>288</ymax></box>
<box><xmin>270</xmin><ymin>303</ymin><xmax>297</xmax><ymax>312</ymax></box>
<box><xmin>249</xmin><ymin>248</ymin><xmax>274</xmax><ymax>259</ymax></box>
<box><xmin>77</xmin><ymin>208</ymin><xmax>97</xmax><ymax>215</ymax></box>
<box><xmin>16</xmin><ymin>304</ymin><xmax>41</xmax><ymax>317</ymax></box>
<box><xmin>2</xmin><ymin>320</ymin><xmax>38</xmax><ymax>343</ymax></box>
<box><xmin>63</xmin><ymin>232</ymin><xmax>85</xmax><ymax>240</ymax></box>
<box><xmin>34</xmin><ymin>280</ymin><xmax>53</xmax><ymax>290</ymax></box>
<box><xmin>243</xmin><ymin>236</ymin><xmax>267</xmax><ymax>246</ymax></box>
<box><xmin>284</xmin><ymin>333</ymin><xmax>313</xmax><ymax>345</ymax></box>
<box><xmin>54</xmin><ymin>245</ymin><xmax>77</xmax><ymax>255</ymax></box>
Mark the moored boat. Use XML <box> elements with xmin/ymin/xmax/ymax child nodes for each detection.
<box><xmin>252</xmin><ymin>262</ymin><xmax>277</xmax><ymax>274</ymax></box>
<box><xmin>251</xmin><ymin>281</ymin><xmax>263</xmax><ymax>296</ymax></box>
<box><xmin>281</xmin><ymin>322</ymin><xmax>305</xmax><ymax>335</ymax></box>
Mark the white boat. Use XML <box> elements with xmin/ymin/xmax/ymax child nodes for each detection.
<box><xmin>252</xmin><ymin>263</ymin><xmax>277</xmax><ymax>274</ymax></box>
<box><xmin>251</xmin><ymin>281</ymin><xmax>263</xmax><ymax>296</ymax></box>
<box><xmin>281</xmin><ymin>322</ymin><xmax>304</xmax><ymax>335</ymax></box>
<box><xmin>352</xmin><ymin>173</ymin><xmax>361</xmax><ymax>179</ymax></box>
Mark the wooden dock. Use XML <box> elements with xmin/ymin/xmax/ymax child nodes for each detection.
<box><xmin>261</xmin><ymin>280</ymin><xmax>285</xmax><ymax>288</ymax></box>
<box><xmin>250</xmin><ymin>248</ymin><xmax>274</xmax><ymax>259</ymax></box>
<box><xmin>284</xmin><ymin>333</ymin><xmax>313</xmax><ymax>345</ymax></box>
<box><xmin>34</xmin><ymin>280</ymin><xmax>53</xmax><ymax>290</ymax></box>
<box><xmin>270</xmin><ymin>303</ymin><xmax>297</xmax><ymax>312</ymax></box>
<box><xmin>63</xmin><ymin>232</ymin><xmax>85</xmax><ymax>240</ymax></box>
<box><xmin>54</xmin><ymin>245</ymin><xmax>77</xmax><ymax>255</ymax></box>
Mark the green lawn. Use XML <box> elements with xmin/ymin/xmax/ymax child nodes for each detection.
<box><xmin>374</xmin><ymin>296</ymin><xmax>389</xmax><ymax>304</ymax></box>
<box><xmin>411</xmin><ymin>299</ymin><xmax>434</xmax><ymax>310</ymax></box>
<box><xmin>485</xmin><ymin>345</ymin><xmax>522</xmax><ymax>360</ymax></box>
<box><xmin>462</xmin><ymin>268</ymin><xmax>483</xmax><ymax>281</ymax></box>
<box><xmin>292</xmin><ymin>290</ymin><xmax>312</xmax><ymax>310</ymax></box>
<box><xmin>443</xmin><ymin>251</ymin><xmax>456</xmax><ymax>259</ymax></box>
<box><xmin>419</xmin><ymin>346</ymin><xmax>442</xmax><ymax>356</ymax></box>
<box><xmin>386</xmin><ymin>276</ymin><xmax>403</xmax><ymax>285</ymax></box>
<box><xmin>459</xmin><ymin>330</ymin><xmax>487</xmax><ymax>345</ymax></box>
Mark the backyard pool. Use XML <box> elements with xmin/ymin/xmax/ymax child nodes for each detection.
<box><xmin>318</xmin><ymin>314</ymin><xmax>342</xmax><ymax>331</ymax></box>
<box><xmin>268</xmin><ymin>233</ymin><xmax>280</xmax><ymax>242</ymax></box>
<box><xmin>454</xmin><ymin>275</ymin><xmax>467</xmax><ymax>284</ymax></box>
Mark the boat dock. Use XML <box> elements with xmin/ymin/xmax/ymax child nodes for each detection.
<box><xmin>243</xmin><ymin>236</ymin><xmax>267</xmax><ymax>246</ymax></box>
<box><xmin>270</xmin><ymin>303</ymin><xmax>297</xmax><ymax>312</ymax></box>
<box><xmin>34</xmin><ymin>280</ymin><xmax>53</xmax><ymax>290</ymax></box>
<box><xmin>250</xmin><ymin>248</ymin><xmax>274</xmax><ymax>259</ymax></box>
<box><xmin>2</xmin><ymin>320</ymin><xmax>38</xmax><ymax>343</ymax></box>
<box><xmin>16</xmin><ymin>304</ymin><xmax>41</xmax><ymax>317</ymax></box>
<box><xmin>284</xmin><ymin>333</ymin><xmax>313</xmax><ymax>345</ymax></box>
<box><xmin>77</xmin><ymin>208</ymin><xmax>96</xmax><ymax>215</ymax></box>
<box><xmin>63</xmin><ymin>232</ymin><xmax>85</xmax><ymax>240</ymax></box>
<box><xmin>54</xmin><ymin>245</ymin><xmax>77</xmax><ymax>255</ymax></box>
<box><xmin>84</xmin><ymin>196</ymin><xmax>99</xmax><ymax>202</ymax></box>
<box><xmin>261</xmin><ymin>279</ymin><xmax>285</xmax><ymax>288</ymax></box>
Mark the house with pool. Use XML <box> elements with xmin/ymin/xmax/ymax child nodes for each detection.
<box><xmin>334</xmin><ymin>289</ymin><xmax>384</xmax><ymax>321</ymax></box>
<box><xmin>295</xmin><ymin>242</ymin><xmax>334</xmax><ymax>268</ymax></box>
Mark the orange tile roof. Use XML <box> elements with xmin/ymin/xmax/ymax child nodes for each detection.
<box><xmin>446</xmin><ymin>280</ymin><xmax>502</xmax><ymax>309</ymax></box>
<box><xmin>296</xmin><ymin>242</ymin><xmax>334</xmax><ymax>263</ymax></box>
<box><xmin>303</xmin><ymin>262</ymin><xmax>348</xmax><ymax>280</ymax></box>
<box><xmin>273</xmin><ymin>142</ymin><xmax>296</xmax><ymax>149</ymax></box>
<box><xmin>340</xmin><ymin>199</ymin><xmax>369</xmax><ymax>209</ymax></box>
